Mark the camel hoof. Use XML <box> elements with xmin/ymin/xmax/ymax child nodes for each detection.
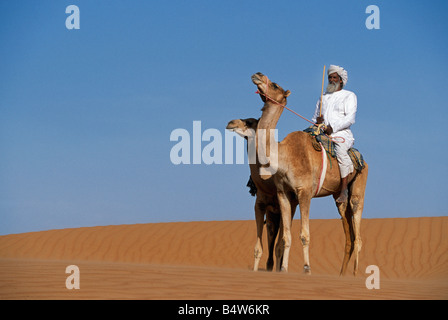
<box><xmin>280</xmin><ymin>266</ymin><xmax>288</xmax><ymax>273</ymax></box>
<box><xmin>303</xmin><ymin>265</ymin><xmax>311</xmax><ymax>275</ymax></box>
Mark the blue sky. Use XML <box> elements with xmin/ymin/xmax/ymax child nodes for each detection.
<box><xmin>1</xmin><ymin>0</ymin><xmax>447</xmax><ymax>235</ymax></box>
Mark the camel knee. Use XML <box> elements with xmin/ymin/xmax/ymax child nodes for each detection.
<box><xmin>282</xmin><ymin>234</ymin><xmax>291</xmax><ymax>249</ymax></box>
<box><xmin>300</xmin><ymin>234</ymin><xmax>310</xmax><ymax>247</ymax></box>
<box><xmin>336</xmin><ymin>198</ymin><xmax>348</xmax><ymax>212</ymax></box>
<box><xmin>254</xmin><ymin>242</ymin><xmax>263</xmax><ymax>259</ymax></box>
<box><xmin>350</xmin><ymin>195</ymin><xmax>360</xmax><ymax>205</ymax></box>
<box><xmin>350</xmin><ymin>195</ymin><xmax>364</xmax><ymax>213</ymax></box>
<box><xmin>275</xmin><ymin>241</ymin><xmax>283</xmax><ymax>257</ymax></box>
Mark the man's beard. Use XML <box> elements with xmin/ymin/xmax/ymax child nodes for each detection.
<box><xmin>326</xmin><ymin>81</ymin><xmax>340</xmax><ymax>93</ymax></box>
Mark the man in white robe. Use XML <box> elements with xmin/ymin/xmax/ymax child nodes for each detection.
<box><xmin>312</xmin><ymin>65</ymin><xmax>357</xmax><ymax>203</ymax></box>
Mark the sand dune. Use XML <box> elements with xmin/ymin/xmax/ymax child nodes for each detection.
<box><xmin>0</xmin><ymin>217</ymin><xmax>447</xmax><ymax>299</ymax></box>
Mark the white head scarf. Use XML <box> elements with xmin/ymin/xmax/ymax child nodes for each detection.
<box><xmin>328</xmin><ymin>65</ymin><xmax>348</xmax><ymax>86</ymax></box>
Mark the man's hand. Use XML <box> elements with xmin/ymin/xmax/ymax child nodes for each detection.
<box><xmin>325</xmin><ymin>125</ymin><xmax>333</xmax><ymax>135</ymax></box>
<box><xmin>316</xmin><ymin>116</ymin><xmax>324</xmax><ymax>124</ymax></box>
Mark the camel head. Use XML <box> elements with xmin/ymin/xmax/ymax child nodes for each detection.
<box><xmin>226</xmin><ymin>118</ymin><xmax>259</xmax><ymax>139</ymax></box>
<box><xmin>251</xmin><ymin>72</ymin><xmax>291</xmax><ymax>105</ymax></box>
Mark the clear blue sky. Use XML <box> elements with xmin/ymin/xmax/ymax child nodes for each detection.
<box><xmin>1</xmin><ymin>0</ymin><xmax>447</xmax><ymax>235</ymax></box>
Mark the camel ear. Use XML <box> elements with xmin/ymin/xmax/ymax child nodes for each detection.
<box><xmin>285</xmin><ymin>90</ymin><xmax>291</xmax><ymax>97</ymax></box>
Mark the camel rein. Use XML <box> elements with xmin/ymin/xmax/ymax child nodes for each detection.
<box><xmin>255</xmin><ymin>76</ymin><xmax>345</xmax><ymax>144</ymax></box>
<box><xmin>255</xmin><ymin>89</ymin><xmax>316</xmax><ymax>126</ymax></box>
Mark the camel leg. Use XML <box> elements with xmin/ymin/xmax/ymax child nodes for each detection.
<box><xmin>297</xmin><ymin>189</ymin><xmax>312</xmax><ymax>274</ymax></box>
<box><xmin>277</xmin><ymin>190</ymin><xmax>292</xmax><ymax>272</ymax></box>
<box><xmin>351</xmin><ymin>207</ymin><xmax>362</xmax><ymax>276</ymax></box>
<box><xmin>336</xmin><ymin>199</ymin><xmax>354</xmax><ymax>276</ymax></box>
<box><xmin>349</xmin><ymin>165</ymin><xmax>368</xmax><ymax>276</ymax></box>
<box><xmin>266</xmin><ymin>211</ymin><xmax>280</xmax><ymax>271</ymax></box>
<box><xmin>273</xmin><ymin>203</ymin><xmax>295</xmax><ymax>272</ymax></box>
<box><xmin>275</xmin><ymin>224</ymin><xmax>283</xmax><ymax>272</ymax></box>
<box><xmin>253</xmin><ymin>200</ymin><xmax>265</xmax><ymax>271</ymax></box>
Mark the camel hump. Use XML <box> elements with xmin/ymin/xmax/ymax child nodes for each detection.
<box><xmin>281</xmin><ymin>130</ymin><xmax>310</xmax><ymax>145</ymax></box>
<box><xmin>280</xmin><ymin>130</ymin><xmax>320</xmax><ymax>153</ymax></box>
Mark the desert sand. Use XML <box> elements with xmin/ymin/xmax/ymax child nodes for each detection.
<box><xmin>0</xmin><ymin>217</ymin><xmax>447</xmax><ymax>300</ymax></box>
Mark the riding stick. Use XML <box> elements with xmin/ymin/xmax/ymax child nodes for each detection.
<box><xmin>319</xmin><ymin>65</ymin><xmax>326</xmax><ymax>117</ymax></box>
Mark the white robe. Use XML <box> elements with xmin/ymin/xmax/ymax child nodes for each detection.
<box><xmin>312</xmin><ymin>89</ymin><xmax>357</xmax><ymax>178</ymax></box>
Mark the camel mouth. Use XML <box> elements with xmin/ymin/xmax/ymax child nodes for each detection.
<box><xmin>226</xmin><ymin>119</ymin><xmax>255</xmax><ymax>138</ymax></box>
<box><xmin>252</xmin><ymin>72</ymin><xmax>269</xmax><ymax>100</ymax></box>
<box><xmin>251</xmin><ymin>72</ymin><xmax>265</xmax><ymax>86</ymax></box>
<box><xmin>226</xmin><ymin>120</ymin><xmax>240</xmax><ymax>131</ymax></box>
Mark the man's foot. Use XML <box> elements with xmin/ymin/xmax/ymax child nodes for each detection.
<box><xmin>336</xmin><ymin>189</ymin><xmax>349</xmax><ymax>204</ymax></box>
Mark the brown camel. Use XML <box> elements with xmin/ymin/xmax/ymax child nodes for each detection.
<box><xmin>248</xmin><ymin>72</ymin><xmax>368</xmax><ymax>276</ymax></box>
<box><xmin>226</xmin><ymin>118</ymin><xmax>281</xmax><ymax>271</ymax></box>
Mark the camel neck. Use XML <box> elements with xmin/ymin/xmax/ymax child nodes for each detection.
<box><xmin>257</xmin><ymin>101</ymin><xmax>283</xmax><ymax>132</ymax></box>
<box><xmin>255</xmin><ymin>101</ymin><xmax>281</xmax><ymax>175</ymax></box>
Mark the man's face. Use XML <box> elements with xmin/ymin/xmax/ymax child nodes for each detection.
<box><xmin>326</xmin><ymin>72</ymin><xmax>343</xmax><ymax>93</ymax></box>
<box><xmin>328</xmin><ymin>72</ymin><xmax>342</xmax><ymax>85</ymax></box>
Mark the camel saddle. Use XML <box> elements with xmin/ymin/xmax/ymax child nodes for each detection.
<box><xmin>303</xmin><ymin>125</ymin><xmax>365</xmax><ymax>172</ymax></box>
